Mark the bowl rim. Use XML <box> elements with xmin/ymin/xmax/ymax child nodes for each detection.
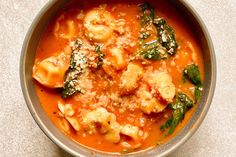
<box><xmin>20</xmin><ymin>0</ymin><xmax>216</xmax><ymax>156</ymax></box>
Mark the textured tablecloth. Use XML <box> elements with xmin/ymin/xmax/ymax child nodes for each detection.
<box><xmin>0</xmin><ymin>0</ymin><xmax>235</xmax><ymax>156</ymax></box>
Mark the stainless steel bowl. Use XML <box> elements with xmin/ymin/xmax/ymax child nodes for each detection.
<box><xmin>20</xmin><ymin>0</ymin><xmax>216</xmax><ymax>156</ymax></box>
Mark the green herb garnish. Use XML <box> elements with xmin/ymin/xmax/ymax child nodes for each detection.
<box><xmin>154</xmin><ymin>18</ymin><xmax>178</xmax><ymax>55</ymax></box>
<box><xmin>138</xmin><ymin>2</ymin><xmax>178</xmax><ymax>60</ymax></box>
<box><xmin>161</xmin><ymin>93</ymin><xmax>194</xmax><ymax>135</ymax></box>
<box><xmin>62</xmin><ymin>79</ymin><xmax>82</xmax><ymax>99</ymax></box>
<box><xmin>194</xmin><ymin>87</ymin><xmax>202</xmax><ymax>102</ymax></box>
<box><xmin>62</xmin><ymin>40</ymin><xmax>87</xmax><ymax>99</ymax></box>
<box><xmin>95</xmin><ymin>45</ymin><xmax>105</xmax><ymax>68</ymax></box>
<box><xmin>140</xmin><ymin>40</ymin><xmax>167</xmax><ymax>60</ymax></box>
<box><xmin>183</xmin><ymin>64</ymin><xmax>203</xmax><ymax>102</ymax></box>
<box><xmin>183</xmin><ymin>64</ymin><xmax>202</xmax><ymax>87</ymax></box>
<box><xmin>139</xmin><ymin>2</ymin><xmax>155</xmax><ymax>26</ymax></box>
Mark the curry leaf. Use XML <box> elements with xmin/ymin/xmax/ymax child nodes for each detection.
<box><xmin>168</xmin><ymin>108</ymin><xmax>183</xmax><ymax>135</ymax></box>
<box><xmin>62</xmin><ymin>40</ymin><xmax>87</xmax><ymax>99</ymax></box>
<box><xmin>183</xmin><ymin>64</ymin><xmax>203</xmax><ymax>102</ymax></box>
<box><xmin>139</xmin><ymin>2</ymin><xmax>155</xmax><ymax>26</ymax></box>
<box><xmin>177</xmin><ymin>92</ymin><xmax>194</xmax><ymax>108</ymax></box>
<box><xmin>140</xmin><ymin>40</ymin><xmax>168</xmax><ymax>60</ymax></box>
<box><xmin>95</xmin><ymin>45</ymin><xmax>105</xmax><ymax>68</ymax></box>
<box><xmin>194</xmin><ymin>87</ymin><xmax>202</xmax><ymax>103</ymax></box>
<box><xmin>138</xmin><ymin>2</ymin><xmax>178</xmax><ymax>60</ymax></box>
<box><xmin>154</xmin><ymin>18</ymin><xmax>178</xmax><ymax>55</ymax></box>
<box><xmin>160</xmin><ymin>117</ymin><xmax>173</xmax><ymax>131</ymax></box>
<box><xmin>183</xmin><ymin>64</ymin><xmax>202</xmax><ymax>87</ymax></box>
<box><xmin>62</xmin><ymin>79</ymin><xmax>82</xmax><ymax>99</ymax></box>
<box><xmin>161</xmin><ymin>92</ymin><xmax>194</xmax><ymax>135</ymax></box>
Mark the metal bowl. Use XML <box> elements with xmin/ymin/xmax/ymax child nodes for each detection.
<box><xmin>20</xmin><ymin>0</ymin><xmax>216</xmax><ymax>156</ymax></box>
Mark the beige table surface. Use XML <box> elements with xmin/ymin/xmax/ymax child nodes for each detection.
<box><xmin>0</xmin><ymin>0</ymin><xmax>236</xmax><ymax>156</ymax></box>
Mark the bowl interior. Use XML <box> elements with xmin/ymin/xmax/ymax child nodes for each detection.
<box><xmin>20</xmin><ymin>0</ymin><xmax>216</xmax><ymax>156</ymax></box>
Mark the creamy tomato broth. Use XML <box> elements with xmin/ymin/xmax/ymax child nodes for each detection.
<box><xmin>33</xmin><ymin>0</ymin><xmax>204</xmax><ymax>154</ymax></box>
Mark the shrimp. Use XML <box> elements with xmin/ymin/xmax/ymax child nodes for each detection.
<box><xmin>147</xmin><ymin>72</ymin><xmax>176</xmax><ymax>103</ymax></box>
<box><xmin>120</xmin><ymin>63</ymin><xmax>144</xmax><ymax>94</ymax></box>
<box><xmin>84</xmin><ymin>9</ymin><xmax>115</xmax><ymax>42</ymax></box>
<box><xmin>136</xmin><ymin>84</ymin><xmax>167</xmax><ymax>114</ymax></box>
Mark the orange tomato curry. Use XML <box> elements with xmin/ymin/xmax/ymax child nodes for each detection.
<box><xmin>33</xmin><ymin>0</ymin><xmax>204</xmax><ymax>154</ymax></box>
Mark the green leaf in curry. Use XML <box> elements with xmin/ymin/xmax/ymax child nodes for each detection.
<box><xmin>69</xmin><ymin>40</ymin><xmax>83</xmax><ymax>69</ymax></box>
<box><xmin>153</xmin><ymin>18</ymin><xmax>178</xmax><ymax>55</ymax></box>
<box><xmin>139</xmin><ymin>2</ymin><xmax>155</xmax><ymax>26</ymax></box>
<box><xmin>176</xmin><ymin>92</ymin><xmax>194</xmax><ymax>108</ymax></box>
<box><xmin>194</xmin><ymin>86</ymin><xmax>202</xmax><ymax>103</ymax></box>
<box><xmin>61</xmin><ymin>79</ymin><xmax>82</xmax><ymax>99</ymax></box>
<box><xmin>95</xmin><ymin>45</ymin><xmax>105</xmax><ymax>68</ymax></box>
<box><xmin>183</xmin><ymin>64</ymin><xmax>202</xmax><ymax>87</ymax></box>
<box><xmin>161</xmin><ymin>92</ymin><xmax>194</xmax><ymax>135</ymax></box>
<box><xmin>138</xmin><ymin>2</ymin><xmax>154</xmax><ymax>42</ymax></box>
<box><xmin>61</xmin><ymin>40</ymin><xmax>87</xmax><ymax>99</ymax></box>
<box><xmin>162</xmin><ymin>64</ymin><xmax>202</xmax><ymax>134</ymax></box>
<box><xmin>160</xmin><ymin>116</ymin><xmax>173</xmax><ymax>131</ymax></box>
<box><xmin>138</xmin><ymin>2</ymin><xmax>178</xmax><ymax>60</ymax></box>
<box><xmin>183</xmin><ymin>64</ymin><xmax>203</xmax><ymax>102</ymax></box>
<box><xmin>140</xmin><ymin>40</ymin><xmax>168</xmax><ymax>60</ymax></box>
